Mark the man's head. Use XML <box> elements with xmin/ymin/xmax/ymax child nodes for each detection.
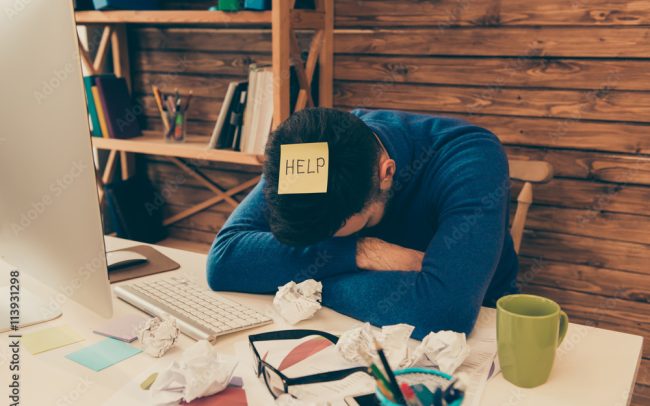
<box><xmin>263</xmin><ymin>108</ymin><xmax>396</xmax><ymax>246</ymax></box>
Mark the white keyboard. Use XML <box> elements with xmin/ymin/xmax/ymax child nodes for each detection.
<box><xmin>113</xmin><ymin>276</ymin><xmax>272</xmax><ymax>341</ymax></box>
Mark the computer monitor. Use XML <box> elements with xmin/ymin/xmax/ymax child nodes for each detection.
<box><xmin>0</xmin><ymin>0</ymin><xmax>113</xmax><ymax>329</ymax></box>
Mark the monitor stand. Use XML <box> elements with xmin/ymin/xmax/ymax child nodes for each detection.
<box><xmin>0</xmin><ymin>286</ymin><xmax>62</xmax><ymax>333</ymax></box>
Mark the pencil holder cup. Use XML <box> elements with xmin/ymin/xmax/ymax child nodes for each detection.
<box><xmin>375</xmin><ymin>367</ymin><xmax>464</xmax><ymax>406</ymax></box>
<box><xmin>166</xmin><ymin>111</ymin><xmax>186</xmax><ymax>143</ymax></box>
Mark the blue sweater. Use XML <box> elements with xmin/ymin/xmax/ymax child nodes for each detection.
<box><xmin>207</xmin><ymin>109</ymin><xmax>519</xmax><ymax>338</ymax></box>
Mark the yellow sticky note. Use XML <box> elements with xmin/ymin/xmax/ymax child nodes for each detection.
<box><xmin>278</xmin><ymin>142</ymin><xmax>329</xmax><ymax>194</ymax></box>
<box><xmin>22</xmin><ymin>325</ymin><xmax>84</xmax><ymax>355</ymax></box>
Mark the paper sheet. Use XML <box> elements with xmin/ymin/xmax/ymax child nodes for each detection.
<box><xmin>252</xmin><ymin>335</ymin><xmax>375</xmax><ymax>404</ymax></box>
<box><xmin>94</xmin><ymin>314</ymin><xmax>150</xmax><ymax>342</ymax></box>
<box><xmin>458</xmin><ymin>308</ymin><xmax>499</xmax><ymax>406</ymax></box>
<box><xmin>22</xmin><ymin>325</ymin><xmax>84</xmax><ymax>354</ymax></box>
<box><xmin>65</xmin><ymin>338</ymin><xmax>142</xmax><ymax>371</ymax></box>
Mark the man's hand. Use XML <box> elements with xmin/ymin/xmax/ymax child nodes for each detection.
<box><xmin>356</xmin><ymin>237</ymin><xmax>425</xmax><ymax>271</ymax></box>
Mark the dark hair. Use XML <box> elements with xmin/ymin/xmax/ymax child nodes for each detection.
<box><xmin>263</xmin><ymin>108</ymin><xmax>381</xmax><ymax>246</ymax></box>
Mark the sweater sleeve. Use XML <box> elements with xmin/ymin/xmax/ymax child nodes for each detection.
<box><xmin>321</xmin><ymin>134</ymin><xmax>510</xmax><ymax>338</ymax></box>
<box><xmin>206</xmin><ymin>179</ymin><xmax>360</xmax><ymax>294</ymax></box>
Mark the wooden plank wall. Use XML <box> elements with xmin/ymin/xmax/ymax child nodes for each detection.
<box><xmin>129</xmin><ymin>1</ymin><xmax>650</xmax><ymax>402</ymax></box>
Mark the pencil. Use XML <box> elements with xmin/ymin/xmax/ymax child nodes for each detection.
<box><xmin>152</xmin><ymin>86</ymin><xmax>169</xmax><ymax>131</ymax></box>
<box><xmin>374</xmin><ymin>339</ymin><xmax>405</xmax><ymax>404</ymax></box>
<box><xmin>368</xmin><ymin>364</ymin><xmax>393</xmax><ymax>396</ymax></box>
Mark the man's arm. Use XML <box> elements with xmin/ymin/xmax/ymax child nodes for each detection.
<box><xmin>321</xmin><ymin>135</ymin><xmax>510</xmax><ymax>339</ymax></box>
<box><xmin>206</xmin><ymin>179</ymin><xmax>359</xmax><ymax>293</ymax></box>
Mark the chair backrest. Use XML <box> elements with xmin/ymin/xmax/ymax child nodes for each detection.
<box><xmin>509</xmin><ymin>160</ymin><xmax>554</xmax><ymax>253</ymax></box>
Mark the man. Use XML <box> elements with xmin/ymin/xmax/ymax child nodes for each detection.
<box><xmin>206</xmin><ymin>108</ymin><xmax>518</xmax><ymax>339</ymax></box>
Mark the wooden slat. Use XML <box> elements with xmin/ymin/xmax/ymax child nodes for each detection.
<box><xmin>133</xmin><ymin>26</ymin><xmax>650</xmax><ymax>59</ymax></box>
<box><xmin>272</xmin><ymin>0</ymin><xmax>292</xmax><ymax>126</ymax></box>
<box><xmin>335</xmin><ymin>108</ymin><xmax>650</xmax><ymax>154</ymax></box>
<box><xmin>514</xmin><ymin>178</ymin><xmax>650</xmax><ymax>217</ymax></box>
<box><xmin>335</xmin><ymin>55</ymin><xmax>650</xmax><ymax>91</ymax></box>
<box><xmin>319</xmin><ymin>0</ymin><xmax>334</xmax><ymax>107</ymax></box>
<box><xmin>93</xmin><ymin>26</ymin><xmax>114</xmax><ymax>73</ymax></box>
<box><xmin>133</xmin><ymin>28</ymin><xmax>273</xmax><ymax>52</ymax></box>
<box><xmin>134</xmin><ymin>73</ymin><xmax>233</xmax><ymax>98</ymax></box>
<box><xmin>92</xmin><ymin>131</ymin><xmax>263</xmax><ymax>167</ymax></box>
<box><xmin>632</xmin><ymin>384</ymin><xmax>650</xmax><ymax>406</ymax></box>
<box><xmin>134</xmin><ymin>50</ymin><xmax>269</xmax><ymax>76</ymax></box>
<box><xmin>334</xmin><ymin>81</ymin><xmax>650</xmax><ymax>123</ymax></box>
<box><xmin>75</xmin><ymin>10</ymin><xmax>323</xmax><ymax>29</ymax></box>
<box><xmin>505</xmin><ymin>146</ymin><xmax>650</xmax><ymax>186</ymax></box>
<box><xmin>335</xmin><ymin>0</ymin><xmax>650</xmax><ymax>27</ymax></box>
<box><xmin>520</xmin><ymin>284</ymin><xmax>650</xmax><ymax>337</ymax></box>
<box><xmin>138</xmin><ymin>95</ymin><xmax>222</xmax><ymax>122</ymax></box>
<box><xmin>518</xmin><ymin>257</ymin><xmax>650</xmax><ymax>303</ymax></box>
<box><xmin>519</xmin><ymin>205</ymin><xmax>650</xmax><ymax>245</ymax></box>
<box><xmin>335</xmin><ymin>28</ymin><xmax>650</xmax><ymax>58</ymax></box>
<box><xmin>111</xmin><ymin>24</ymin><xmax>132</xmax><ymax>92</ymax></box>
<box><xmin>519</xmin><ymin>230</ymin><xmax>650</xmax><ymax>275</ymax></box>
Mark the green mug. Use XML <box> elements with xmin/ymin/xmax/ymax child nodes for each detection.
<box><xmin>497</xmin><ymin>294</ymin><xmax>568</xmax><ymax>388</ymax></box>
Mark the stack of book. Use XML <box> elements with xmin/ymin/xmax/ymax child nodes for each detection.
<box><xmin>208</xmin><ymin>64</ymin><xmax>303</xmax><ymax>154</ymax></box>
<box><xmin>82</xmin><ymin>74</ymin><xmax>142</xmax><ymax>139</ymax></box>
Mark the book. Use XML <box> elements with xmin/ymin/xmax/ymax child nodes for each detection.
<box><xmin>208</xmin><ymin>81</ymin><xmax>239</xmax><ymax>149</ymax></box>
<box><xmin>231</xmin><ymin>88</ymin><xmax>248</xmax><ymax>150</ymax></box>
<box><xmin>220</xmin><ymin>82</ymin><xmax>248</xmax><ymax>149</ymax></box>
<box><xmin>244</xmin><ymin>0</ymin><xmax>270</xmax><ymax>10</ymax></box>
<box><xmin>82</xmin><ymin>76</ymin><xmax>102</xmax><ymax>137</ymax></box>
<box><xmin>217</xmin><ymin>0</ymin><xmax>242</xmax><ymax>11</ymax></box>
<box><xmin>95</xmin><ymin>76</ymin><xmax>142</xmax><ymax>139</ymax></box>
<box><xmin>240</xmin><ymin>65</ymin><xmax>277</xmax><ymax>155</ymax></box>
<box><xmin>91</xmin><ymin>86</ymin><xmax>110</xmax><ymax>139</ymax></box>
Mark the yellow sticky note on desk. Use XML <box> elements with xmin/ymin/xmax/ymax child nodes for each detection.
<box><xmin>22</xmin><ymin>325</ymin><xmax>84</xmax><ymax>355</ymax></box>
<box><xmin>278</xmin><ymin>142</ymin><xmax>329</xmax><ymax>194</ymax></box>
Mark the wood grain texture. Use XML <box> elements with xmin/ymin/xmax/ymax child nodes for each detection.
<box><xmin>518</xmin><ymin>256</ymin><xmax>650</xmax><ymax>302</ymax></box>
<box><xmin>519</xmin><ymin>230</ymin><xmax>650</xmax><ymax>275</ymax></box>
<box><xmin>516</xmin><ymin>205</ymin><xmax>650</xmax><ymax>245</ymax></box>
<box><xmin>334</xmin><ymin>81</ymin><xmax>650</xmax><ymax>123</ymax></box>
<box><xmin>134</xmin><ymin>50</ymin><xmax>268</xmax><ymax>76</ymax></box>
<box><xmin>335</xmin><ymin>55</ymin><xmax>650</xmax><ymax>91</ymax></box>
<box><xmin>512</xmin><ymin>179</ymin><xmax>650</xmax><ymax>216</ymax></box>
<box><xmin>335</xmin><ymin>28</ymin><xmax>650</xmax><ymax>58</ymax></box>
<box><xmin>335</xmin><ymin>0</ymin><xmax>650</xmax><ymax>27</ymax></box>
<box><xmin>505</xmin><ymin>146</ymin><xmax>650</xmax><ymax>186</ymax></box>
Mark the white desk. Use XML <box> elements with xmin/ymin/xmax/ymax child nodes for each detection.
<box><xmin>1</xmin><ymin>237</ymin><xmax>643</xmax><ymax>405</ymax></box>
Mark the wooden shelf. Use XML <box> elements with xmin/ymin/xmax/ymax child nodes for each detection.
<box><xmin>75</xmin><ymin>9</ymin><xmax>324</xmax><ymax>29</ymax></box>
<box><xmin>92</xmin><ymin>131</ymin><xmax>263</xmax><ymax>167</ymax></box>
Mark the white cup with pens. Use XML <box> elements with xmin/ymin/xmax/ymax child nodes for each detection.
<box><xmin>152</xmin><ymin>85</ymin><xmax>192</xmax><ymax>143</ymax></box>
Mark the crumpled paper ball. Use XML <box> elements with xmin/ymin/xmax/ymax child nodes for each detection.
<box><xmin>413</xmin><ymin>330</ymin><xmax>470</xmax><ymax>374</ymax></box>
<box><xmin>273</xmin><ymin>279</ymin><xmax>322</xmax><ymax>325</ymax></box>
<box><xmin>138</xmin><ymin>316</ymin><xmax>180</xmax><ymax>358</ymax></box>
<box><xmin>336</xmin><ymin>323</ymin><xmax>414</xmax><ymax>369</ymax></box>
<box><xmin>336</xmin><ymin>324</ymin><xmax>470</xmax><ymax>374</ymax></box>
<box><xmin>150</xmin><ymin>340</ymin><xmax>238</xmax><ymax>405</ymax></box>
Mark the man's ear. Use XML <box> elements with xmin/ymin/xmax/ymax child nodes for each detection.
<box><xmin>378</xmin><ymin>156</ymin><xmax>396</xmax><ymax>191</ymax></box>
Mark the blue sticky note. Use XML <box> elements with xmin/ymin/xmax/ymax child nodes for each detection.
<box><xmin>65</xmin><ymin>338</ymin><xmax>141</xmax><ymax>371</ymax></box>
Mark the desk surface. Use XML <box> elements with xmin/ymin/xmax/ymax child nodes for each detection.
<box><xmin>1</xmin><ymin>237</ymin><xmax>643</xmax><ymax>405</ymax></box>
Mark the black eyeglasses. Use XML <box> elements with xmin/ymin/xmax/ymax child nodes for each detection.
<box><xmin>248</xmin><ymin>329</ymin><xmax>369</xmax><ymax>399</ymax></box>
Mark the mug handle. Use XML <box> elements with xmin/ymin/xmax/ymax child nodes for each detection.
<box><xmin>558</xmin><ymin>310</ymin><xmax>569</xmax><ymax>346</ymax></box>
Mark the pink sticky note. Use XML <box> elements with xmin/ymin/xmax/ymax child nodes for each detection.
<box><xmin>93</xmin><ymin>314</ymin><xmax>150</xmax><ymax>342</ymax></box>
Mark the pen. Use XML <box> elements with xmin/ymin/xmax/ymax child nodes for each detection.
<box><xmin>374</xmin><ymin>339</ymin><xmax>405</xmax><ymax>404</ymax></box>
<box><xmin>183</xmin><ymin>91</ymin><xmax>193</xmax><ymax>112</ymax></box>
<box><xmin>400</xmin><ymin>383</ymin><xmax>422</xmax><ymax>406</ymax></box>
<box><xmin>152</xmin><ymin>85</ymin><xmax>169</xmax><ymax>131</ymax></box>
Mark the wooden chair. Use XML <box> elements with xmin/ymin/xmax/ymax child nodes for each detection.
<box><xmin>508</xmin><ymin>160</ymin><xmax>554</xmax><ymax>254</ymax></box>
